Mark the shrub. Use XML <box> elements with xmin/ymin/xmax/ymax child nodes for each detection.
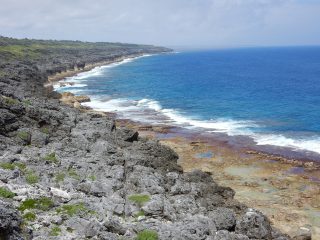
<box><xmin>0</xmin><ymin>187</ymin><xmax>15</xmax><ymax>198</ymax></box>
<box><xmin>50</xmin><ymin>226</ymin><xmax>61</xmax><ymax>236</ymax></box>
<box><xmin>23</xmin><ymin>212</ymin><xmax>36</xmax><ymax>221</ymax></box>
<box><xmin>43</xmin><ymin>152</ymin><xmax>58</xmax><ymax>164</ymax></box>
<box><xmin>136</xmin><ymin>230</ymin><xmax>159</xmax><ymax>240</ymax></box>
<box><xmin>128</xmin><ymin>194</ymin><xmax>151</xmax><ymax>207</ymax></box>
<box><xmin>26</xmin><ymin>172</ymin><xmax>39</xmax><ymax>184</ymax></box>
<box><xmin>19</xmin><ymin>197</ymin><xmax>54</xmax><ymax>211</ymax></box>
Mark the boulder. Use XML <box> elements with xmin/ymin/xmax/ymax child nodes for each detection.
<box><xmin>235</xmin><ymin>208</ymin><xmax>272</xmax><ymax>239</ymax></box>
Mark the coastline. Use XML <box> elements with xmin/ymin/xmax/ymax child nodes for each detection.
<box><xmin>46</xmin><ymin>53</ymin><xmax>150</xmax><ymax>84</ymax></box>
<box><xmin>52</xmin><ymin>55</ymin><xmax>320</xmax><ymax>238</ymax></box>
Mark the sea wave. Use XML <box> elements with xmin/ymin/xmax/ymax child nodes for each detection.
<box><xmin>82</xmin><ymin>97</ymin><xmax>320</xmax><ymax>154</ymax></box>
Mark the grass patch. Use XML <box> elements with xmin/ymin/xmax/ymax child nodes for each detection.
<box><xmin>18</xmin><ymin>197</ymin><xmax>54</xmax><ymax>211</ymax></box>
<box><xmin>50</xmin><ymin>225</ymin><xmax>61</xmax><ymax>236</ymax></box>
<box><xmin>128</xmin><ymin>194</ymin><xmax>151</xmax><ymax>207</ymax></box>
<box><xmin>0</xmin><ymin>187</ymin><xmax>15</xmax><ymax>198</ymax></box>
<box><xmin>4</xmin><ymin>97</ymin><xmax>19</xmax><ymax>105</ymax></box>
<box><xmin>26</xmin><ymin>172</ymin><xmax>39</xmax><ymax>184</ymax></box>
<box><xmin>136</xmin><ymin>230</ymin><xmax>159</xmax><ymax>240</ymax></box>
<box><xmin>134</xmin><ymin>210</ymin><xmax>145</xmax><ymax>218</ymax></box>
<box><xmin>17</xmin><ymin>131</ymin><xmax>30</xmax><ymax>142</ymax></box>
<box><xmin>23</xmin><ymin>212</ymin><xmax>36</xmax><ymax>221</ymax></box>
<box><xmin>68</xmin><ymin>169</ymin><xmax>80</xmax><ymax>180</ymax></box>
<box><xmin>88</xmin><ymin>175</ymin><xmax>96</xmax><ymax>181</ymax></box>
<box><xmin>43</xmin><ymin>152</ymin><xmax>58</xmax><ymax>164</ymax></box>
<box><xmin>55</xmin><ymin>172</ymin><xmax>65</xmax><ymax>183</ymax></box>
<box><xmin>22</xmin><ymin>99</ymin><xmax>31</xmax><ymax>106</ymax></box>
<box><xmin>56</xmin><ymin>203</ymin><xmax>94</xmax><ymax>217</ymax></box>
<box><xmin>0</xmin><ymin>162</ymin><xmax>26</xmax><ymax>172</ymax></box>
<box><xmin>40</xmin><ymin>127</ymin><xmax>49</xmax><ymax>134</ymax></box>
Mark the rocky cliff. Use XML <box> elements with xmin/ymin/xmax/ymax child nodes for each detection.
<box><xmin>0</xmin><ymin>37</ymin><xmax>293</xmax><ymax>240</ymax></box>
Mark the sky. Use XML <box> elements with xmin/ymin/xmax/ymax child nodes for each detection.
<box><xmin>0</xmin><ymin>0</ymin><xmax>320</xmax><ymax>48</ymax></box>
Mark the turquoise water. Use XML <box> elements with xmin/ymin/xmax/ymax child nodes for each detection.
<box><xmin>56</xmin><ymin>47</ymin><xmax>320</xmax><ymax>155</ymax></box>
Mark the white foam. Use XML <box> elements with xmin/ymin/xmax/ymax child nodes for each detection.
<box><xmin>83</xmin><ymin>97</ymin><xmax>320</xmax><ymax>154</ymax></box>
<box><xmin>253</xmin><ymin>134</ymin><xmax>320</xmax><ymax>154</ymax></box>
<box><xmin>55</xmin><ymin>54</ymin><xmax>153</xmax><ymax>91</ymax></box>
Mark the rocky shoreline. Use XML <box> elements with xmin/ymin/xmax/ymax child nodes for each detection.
<box><xmin>0</xmin><ymin>37</ymin><xmax>304</xmax><ymax>239</ymax></box>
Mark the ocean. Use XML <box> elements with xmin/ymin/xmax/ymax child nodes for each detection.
<box><xmin>55</xmin><ymin>47</ymin><xmax>320</xmax><ymax>157</ymax></box>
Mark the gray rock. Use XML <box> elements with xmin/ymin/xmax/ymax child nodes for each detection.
<box><xmin>214</xmin><ymin>230</ymin><xmax>249</xmax><ymax>240</ymax></box>
<box><xmin>31</xmin><ymin>130</ymin><xmax>48</xmax><ymax>146</ymax></box>
<box><xmin>235</xmin><ymin>208</ymin><xmax>272</xmax><ymax>239</ymax></box>
<box><xmin>0</xmin><ymin>202</ymin><xmax>25</xmax><ymax>240</ymax></box>
<box><xmin>209</xmin><ymin>207</ymin><xmax>236</xmax><ymax>231</ymax></box>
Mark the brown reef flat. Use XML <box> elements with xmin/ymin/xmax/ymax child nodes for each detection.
<box><xmin>116</xmin><ymin>119</ymin><xmax>320</xmax><ymax>239</ymax></box>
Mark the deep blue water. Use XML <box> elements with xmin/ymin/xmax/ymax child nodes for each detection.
<box><xmin>57</xmin><ymin>47</ymin><xmax>320</xmax><ymax>154</ymax></box>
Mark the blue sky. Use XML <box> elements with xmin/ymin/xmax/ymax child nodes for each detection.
<box><xmin>0</xmin><ymin>0</ymin><xmax>319</xmax><ymax>47</ymax></box>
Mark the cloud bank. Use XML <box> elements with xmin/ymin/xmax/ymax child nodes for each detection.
<box><xmin>0</xmin><ymin>0</ymin><xmax>319</xmax><ymax>48</ymax></box>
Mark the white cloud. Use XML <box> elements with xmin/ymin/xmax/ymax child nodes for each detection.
<box><xmin>0</xmin><ymin>0</ymin><xmax>319</xmax><ymax>47</ymax></box>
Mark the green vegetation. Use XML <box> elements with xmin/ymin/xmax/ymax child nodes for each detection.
<box><xmin>136</xmin><ymin>230</ymin><xmax>159</xmax><ymax>240</ymax></box>
<box><xmin>128</xmin><ymin>194</ymin><xmax>151</xmax><ymax>207</ymax></box>
<box><xmin>40</xmin><ymin>127</ymin><xmax>50</xmax><ymax>134</ymax></box>
<box><xmin>23</xmin><ymin>212</ymin><xmax>36</xmax><ymax>221</ymax></box>
<box><xmin>50</xmin><ymin>225</ymin><xmax>61</xmax><ymax>236</ymax></box>
<box><xmin>0</xmin><ymin>162</ymin><xmax>26</xmax><ymax>172</ymax></box>
<box><xmin>18</xmin><ymin>197</ymin><xmax>54</xmax><ymax>211</ymax></box>
<box><xmin>26</xmin><ymin>172</ymin><xmax>39</xmax><ymax>184</ymax></box>
<box><xmin>68</xmin><ymin>169</ymin><xmax>80</xmax><ymax>180</ymax></box>
<box><xmin>88</xmin><ymin>174</ymin><xmax>96</xmax><ymax>181</ymax></box>
<box><xmin>4</xmin><ymin>97</ymin><xmax>19</xmax><ymax>105</ymax></box>
<box><xmin>134</xmin><ymin>210</ymin><xmax>145</xmax><ymax>218</ymax></box>
<box><xmin>0</xmin><ymin>36</ymin><xmax>169</xmax><ymax>63</ymax></box>
<box><xmin>43</xmin><ymin>152</ymin><xmax>58</xmax><ymax>164</ymax></box>
<box><xmin>22</xmin><ymin>99</ymin><xmax>31</xmax><ymax>106</ymax></box>
<box><xmin>0</xmin><ymin>162</ymin><xmax>15</xmax><ymax>170</ymax></box>
<box><xmin>56</xmin><ymin>203</ymin><xmax>94</xmax><ymax>217</ymax></box>
<box><xmin>0</xmin><ymin>187</ymin><xmax>15</xmax><ymax>198</ymax></box>
<box><xmin>17</xmin><ymin>131</ymin><xmax>30</xmax><ymax>142</ymax></box>
<box><xmin>55</xmin><ymin>172</ymin><xmax>65</xmax><ymax>183</ymax></box>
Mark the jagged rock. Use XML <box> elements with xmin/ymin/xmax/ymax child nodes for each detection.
<box><xmin>235</xmin><ymin>208</ymin><xmax>272</xmax><ymax>239</ymax></box>
<box><xmin>0</xmin><ymin>202</ymin><xmax>25</xmax><ymax>240</ymax></box>
<box><xmin>210</xmin><ymin>207</ymin><xmax>236</xmax><ymax>231</ymax></box>
<box><xmin>31</xmin><ymin>130</ymin><xmax>49</xmax><ymax>146</ymax></box>
<box><xmin>214</xmin><ymin>230</ymin><xmax>249</xmax><ymax>240</ymax></box>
